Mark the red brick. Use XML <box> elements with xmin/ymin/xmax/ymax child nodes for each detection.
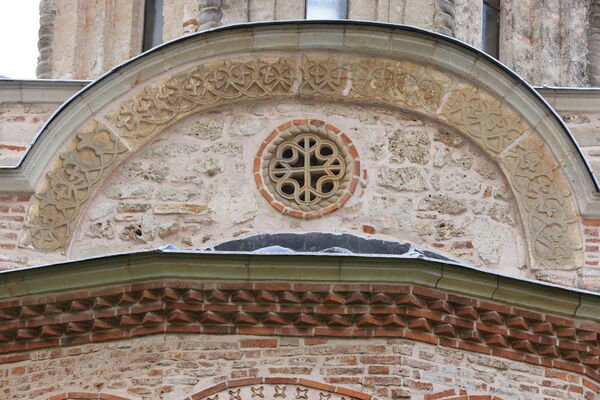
<box><xmin>425</xmin><ymin>390</ymin><xmax>456</xmax><ymax>400</ymax></box>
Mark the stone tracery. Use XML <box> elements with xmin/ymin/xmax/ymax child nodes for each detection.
<box><xmin>257</xmin><ymin>121</ymin><xmax>358</xmax><ymax>217</ymax></box>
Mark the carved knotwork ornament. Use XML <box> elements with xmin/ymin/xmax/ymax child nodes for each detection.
<box><xmin>255</xmin><ymin>120</ymin><xmax>360</xmax><ymax>218</ymax></box>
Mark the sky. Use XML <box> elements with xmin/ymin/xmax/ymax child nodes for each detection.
<box><xmin>0</xmin><ymin>0</ymin><xmax>41</xmax><ymax>79</ymax></box>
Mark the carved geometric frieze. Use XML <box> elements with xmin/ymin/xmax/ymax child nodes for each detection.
<box><xmin>439</xmin><ymin>84</ymin><xmax>528</xmax><ymax>156</ymax></box>
<box><xmin>255</xmin><ymin>120</ymin><xmax>360</xmax><ymax>218</ymax></box>
<box><xmin>26</xmin><ymin>122</ymin><xmax>129</xmax><ymax>252</ymax></box>
<box><xmin>187</xmin><ymin>378</ymin><xmax>377</xmax><ymax>400</ymax></box>
<box><xmin>500</xmin><ymin>133</ymin><xmax>583</xmax><ymax>270</ymax></box>
<box><xmin>108</xmin><ymin>57</ymin><xmax>297</xmax><ymax>148</ymax></box>
<box><xmin>24</xmin><ymin>52</ymin><xmax>583</xmax><ymax>270</ymax></box>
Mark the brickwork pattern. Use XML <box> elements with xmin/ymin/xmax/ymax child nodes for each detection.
<box><xmin>0</xmin><ymin>280</ymin><xmax>599</xmax><ymax>387</ymax></box>
<box><xmin>1</xmin><ymin>334</ymin><xmax>599</xmax><ymax>399</ymax></box>
<box><xmin>0</xmin><ymin>194</ymin><xmax>31</xmax><ymax>259</ymax></box>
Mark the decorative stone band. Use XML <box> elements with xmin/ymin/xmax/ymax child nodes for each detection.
<box><xmin>187</xmin><ymin>377</ymin><xmax>377</xmax><ymax>400</ymax></box>
<box><xmin>25</xmin><ymin>122</ymin><xmax>129</xmax><ymax>253</ymax></box>
<box><xmin>0</xmin><ymin>280</ymin><xmax>599</xmax><ymax>384</ymax></box>
<box><xmin>26</xmin><ymin>53</ymin><xmax>583</xmax><ymax>271</ymax></box>
<box><xmin>255</xmin><ymin>120</ymin><xmax>360</xmax><ymax>218</ymax></box>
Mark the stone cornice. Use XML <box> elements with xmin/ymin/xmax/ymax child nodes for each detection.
<box><xmin>536</xmin><ymin>86</ymin><xmax>600</xmax><ymax>112</ymax></box>
<box><xmin>1</xmin><ymin>250</ymin><xmax>598</xmax><ymax>321</ymax></box>
<box><xmin>0</xmin><ymin>252</ymin><xmax>599</xmax><ymax>382</ymax></box>
<box><xmin>0</xmin><ymin>79</ymin><xmax>89</xmax><ymax>104</ymax></box>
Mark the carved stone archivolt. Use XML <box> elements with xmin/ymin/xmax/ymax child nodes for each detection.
<box><xmin>27</xmin><ymin>122</ymin><xmax>128</xmax><ymax>252</ymax></box>
<box><xmin>25</xmin><ymin>52</ymin><xmax>583</xmax><ymax>271</ymax></box>
<box><xmin>501</xmin><ymin>134</ymin><xmax>582</xmax><ymax>269</ymax></box>
<box><xmin>187</xmin><ymin>378</ymin><xmax>377</xmax><ymax>400</ymax></box>
<box><xmin>255</xmin><ymin>120</ymin><xmax>359</xmax><ymax>218</ymax></box>
<box><xmin>109</xmin><ymin>57</ymin><xmax>296</xmax><ymax>147</ymax></box>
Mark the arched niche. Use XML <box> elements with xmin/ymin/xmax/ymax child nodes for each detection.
<box><xmin>8</xmin><ymin>21</ymin><xmax>595</xmax><ymax>272</ymax></box>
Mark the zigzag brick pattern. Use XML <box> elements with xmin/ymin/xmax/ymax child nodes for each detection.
<box><xmin>0</xmin><ymin>281</ymin><xmax>599</xmax><ymax>384</ymax></box>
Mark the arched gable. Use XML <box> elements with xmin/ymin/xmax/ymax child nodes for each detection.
<box><xmin>6</xmin><ymin>21</ymin><xmax>595</xmax><ymax>272</ymax></box>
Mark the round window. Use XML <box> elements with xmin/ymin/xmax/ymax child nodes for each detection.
<box><xmin>254</xmin><ymin>120</ymin><xmax>360</xmax><ymax>218</ymax></box>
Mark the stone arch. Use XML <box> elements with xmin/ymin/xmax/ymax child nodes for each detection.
<box><xmin>8</xmin><ymin>21</ymin><xmax>595</xmax><ymax>271</ymax></box>
<box><xmin>186</xmin><ymin>377</ymin><xmax>378</xmax><ymax>400</ymax></box>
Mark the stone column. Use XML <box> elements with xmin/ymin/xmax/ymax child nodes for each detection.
<box><xmin>434</xmin><ymin>0</ymin><xmax>456</xmax><ymax>37</ymax></box>
<box><xmin>454</xmin><ymin>0</ymin><xmax>481</xmax><ymax>48</ymax></box>
<box><xmin>36</xmin><ymin>0</ymin><xmax>144</xmax><ymax>80</ymax></box>
<box><xmin>36</xmin><ymin>0</ymin><xmax>56</xmax><ymax>79</ymax></box>
<box><xmin>590</xmin><ymin>0</ymin><xmax>600</xmax><ymax>86</ymax></box>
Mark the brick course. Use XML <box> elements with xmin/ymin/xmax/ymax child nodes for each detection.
<box><xmin>0</xmin><ymin>335</ymin><xmax>598</xmax><ymax>399</ymax></box>
<box><xmin>0</xmin><ymin>280</ymin><xmax>599</xmax><ymax>388</ymax></box>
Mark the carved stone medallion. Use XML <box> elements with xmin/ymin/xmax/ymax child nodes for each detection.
<box><xmin>255</xmin><ymin>120</ymin><xmax>360</xmax><ymax>218</ymax></box>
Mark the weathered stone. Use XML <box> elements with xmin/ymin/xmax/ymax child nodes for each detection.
<box><xmin>467</xmin><ymin>218</ymin><xmax>512</xmax><ymax>265</ymax></box>
<box><xmin>433</xmin><ymin>148</ymin><xmax>472</xmax><ymax>170</ymax></box>
<box><xmin>430</xmin><ymin>219</ymin><xmax>465</xmax><ymax>241</ymax></box>
<box><xmin>369</xmin><ymin>195</ymin><xmax>415</xmax><ymax>230</ymax></box>
<box><xmin>124</xmin><ymin>161</ymin><xmax>169</xmax><ymax>182</ymax></box>
<box><xmin>157</xmin><ymin>188</ymin><xmax>197</xmax><ymax>202</ymax></box>
<box><xmin>145</xmin><ymin>142</ymin><xmax>200</xmax><ymax>158</ymax></box>
<box><xmin>487</xmin><ymin>203</ymin><xmax>517</xmax><ymax>226</ymax></box>
<box><xmin>89</xmin><ymin>201</ymin><xmax>114</xmax><ymax>221</ymax></box>
<box><xmin>179</xmin><ymin>117</ymin><xmax>223</xmax><ymax>141</ymax></box>
<box><xmin>434</xmin><ymin>129</ymin><xmax>464</xmax><ymax>148</ymax></box>
<box><xmin>377</xmin><ymin>166</ymin><xmax>428</xmax><ymax>192</ymax></box>
<box><xmin>209</xmin><ymin>142</ymin><xmax>243</xmax><ymax>158</ymax></box>
<box><xmin>154</xmin><ymin>204</ymin><xmax>207</xmax><ymax>215</ymax></box>
<box><xmin>475</xmin><ymin>163</ymin><xmax>498</xmax><ymax>179</ymax></box>
<box><xmin>117</xmin><ymin>203</ymin><xmax>151</xmax><ymax>213</ymax></box>
<box><xmin>86</xmin><ymin>220</ymin><xmax>115</xmax><ymax>239</ymax></box>
<box><xmin>440</xmin><ymin>171</ymin><xmax>481</xmax><ymax>194</ymax></box>
<box><xmin>106</xmin><ymin>183</ymin><xmax>153</xmax><ymax>200</ymax></box>
<box><xmin>120</xmin><ymin>216</ymin><xmax>155</xmax><ymax>243</ymax></box>
<box><xmin>230</xmin><ymin>115</ymin><xmax>263</xmax><ymax>136</ymax></box>
<box><xmin>208</xmin><ymin>177</ymin><xmax>257</xmax><ymax>226</ymax></box>
<box><xmin>493</xmin><ymin>185</ymin><xmax>513</xmax><ymax>201</ymax></box>
<box><xmin>158</xmin><ymin>222</ymin><xmax>180</xmax><ymax>238</ymax></box>
<box><xmin>431</xmin><ymin>174</ymin><xmax>441</xmax><ymax>190</ymax></box>
<box><xmin>190</xmin><ymin>157</ymin><xmax>224</xmax><ymax>176</ymax></box>
<box><xmin>388</xmin><ymin>129</ymin><xmax>431</xmax><ymax>164</ymax></box>
<box><xmin>418</xmin><ymin>195</ymin><xmax>467</xmax><ymax>215</ymax></box>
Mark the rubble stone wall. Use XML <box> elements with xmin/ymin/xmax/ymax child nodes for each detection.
<box><xmin>69</xmin><ymin>101</ymin><xmax>525</xmax><ymax>274</ymax></box>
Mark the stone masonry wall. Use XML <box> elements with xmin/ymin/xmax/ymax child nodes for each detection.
<box><xmin>499</xmin><ymin>0</ymin><xmax>590</xmax><ymax>87</ymax></box>
<box><xmin>0</xmin><ymin>334</ymin><xmax>598</xmax><ymax>400</ymax></box>
<box><xmin>69</xmin><ymin>101</ymin><xmax>525</xmax><ymax>274</ymax></box>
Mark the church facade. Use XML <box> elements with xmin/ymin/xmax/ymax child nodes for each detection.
<box><xmin>0</xmin><ymin>1</ymin><xmax>600</xmax><ymax>399</ymax></box>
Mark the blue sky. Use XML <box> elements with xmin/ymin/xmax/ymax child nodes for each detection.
<box><xmin>0</xmin><ymin>1</ymin><xmax>40</xmax><ymax>79</ymax></box>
